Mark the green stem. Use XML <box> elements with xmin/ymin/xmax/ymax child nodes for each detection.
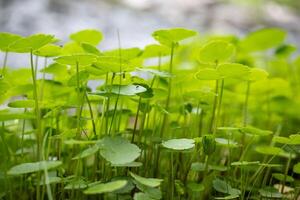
<box><xmin>213</xmin><ymin>78</ymin><xmax>224</xmax><ymax>135</ymax></box>
<box><xmin>281</xmin><ymin>152</ymin><xmax>292</xmax><ymax>193</ymax></box>
<box><xmin>75</xmin><ymin>61</ymin><xmax>81</xmax><ymax>138</ymax></box>
<box><xmin>243</xmin><ymin>81</ymin><xmax>251</xmax><ymax>127</ymax></box>
<box><xmin>131</xmin><ymin>97</ymin><xmax>141</xmax><ymax>143</ymax></box>
<box><xmin>209</xmin><ymin>79</ymin><xmax>219</xmax><ymax>134</ymax></box>
<box><xmin>160</xmin><ymin>42</ymin><xmax>175</xmax><ymax>138</ymax></box>
<box><xmin>30</xmin><ymin>50</ymin><xmax>42</xmax><ymax>200</ymax></box>
<box><xmin>85</xmin><ymin>92</ymin><xmax>97</xmax><ymax>137</ymax></box>
<box><xmin>1</xmin><ymin>51</ymin><xmax>8</xmax><ymax>75</ymax></box>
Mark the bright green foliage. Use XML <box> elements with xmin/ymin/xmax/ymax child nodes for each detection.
<box><xmin>152</xmin><ymin>28</ymin><xmax>197</xmax><ymax>47</ymax></box>
<box><xmin>55</xmin><ymin>54</ymin><xmax>97</xmax><ymax>65</ymax></box>
<box><xmin>0</xmin><ymin>32</ymin><xmax>22</xmax><ymax>51</ymax></box>
<box><xmin>239</xmin><ymin>28</ymin><xmax>286</xmax><ymax>52</ymax></box>
<box><xmin>130</xmin><ymin>172</ymin><xmax>163</xmax><ymax>187</ymax></box>
<box><xmin>0</xmin><ymin>27</ymin><xmax>299</xmax><ymax>200</ymax></box>
<box><xmin>98</xmin><ymin>136</ymin><xmax>141</xmax><ymax>165</ymax></box>
<box><xmin>83</xmin><ymin>180</ymin><xmax>127</xmax><ymax>194</ymax></box>
<box><xmin>162</xmin><ymin>138</ymin><xmax>195</xmax><ymax>150</ymax></box>
<box><xmin>70</xmin><ymin>29</ymin><xmax>103</xmax><ymax>46</ymax></box>
<box><xmin>9</xmin><ymin>34</ymin><xmax>54</xmax><ymax>52</ymax></box>
<box><xmin>34</xmin><ymin>44</ymin><xmax>62</xmax><ymax>57</ymax></box>
<box><xmin>198</xmin><ymin>41</ymin><xmax>235</xmax><ymax>64</ymax></box>
<box><xmin>212</xmin><ymin>178</ymin><xmax>241</xmax><ymax>195</ymax></box>
<box><xmin>8</xmin><ymin>161</ymin><xmax>62</xmax><ymax>175</ymax></box>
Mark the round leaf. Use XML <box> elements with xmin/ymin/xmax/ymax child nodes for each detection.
<box><xmin>84</xmin><ymin>180</ymin><xmax>127</xmax><ymax>194</ymax></box>
<box><xmin>98</xmin><ymin>136</ymin><xmax>141</xmax><ymax>165</ymax></box>
<box><xmin>9</xmin><ymin>34</ymin><xmax>55</xmax><ymax>52</ymax></box>
<box><xmin>195</xmin><ymin>68</ymin><xmax>221</xmax><ymax>80</ymax></box>
<box><xmin>8</xmin><ymin>161</ymin><xmax>62</xmax><ymax>175</ymax></box>
<box><xmin>162</xmin><ymin>138</ymin><xmax>195</xmax><ymax>151</ymax></box>
<box><xmin>239</xmin><ymin>28</ymin><xmax>286</xmax><ymax>52</ymax></box>
<box><xmin>152</xmin><ymin>28</ymin><xmax>197</xmax><ymax>47</ymax></box>
<box><xmin>198</xmin><ymin>41</ymin><xmax>235</xmax><ymax>64</ymax></box>
<box><xmin>70</xmin><ymin>29</ymin><xmax>103</xmax><ymax>46</ymax></box>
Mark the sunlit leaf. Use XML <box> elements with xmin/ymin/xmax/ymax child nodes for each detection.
<box><xmin>98</xmin><ymin>136</ymin><xmax>141</xmax><ymax>165</ymax></box>
<box><xmin>70</xmin><ymin>29</ymin><xmax>103</xmax><ymax>46</ymax></box>
<box><xmin>162</xmin><ymin>138</ymin><xmax>195</xmax><ymax>151</ymax></box>
<box><xmin>152</xmin><ymin>28</ymin><xmax>197</xmax><ymax>47</ymax></box>
<box><xmin>8</xmin><ymin>161</ymin><xmax>62</xmax><ymax>175</ymax></box>
<box><xmin>239</xmin><ymin>28</ymin><xmax>286</xmax><ymax>52</ymax></box>
<box><xmin>198</xmin><ymin>41</ymin><xmax>235</xmax><ymax>64</ymax></box>
<box><xmin>84</xmin><ymin>180</ymin><xmax>127</xmax><ymax>194</ymax></box>
<box><xmin>130</xmin><ymin>172</ymin><xmax>163</xmax><ymax>187</ymax></box>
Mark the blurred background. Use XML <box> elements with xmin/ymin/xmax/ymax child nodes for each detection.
<box><xmin>0</xmin><ymin>0</ymin><xmax>300</xmax><ymax>64</ymax></box>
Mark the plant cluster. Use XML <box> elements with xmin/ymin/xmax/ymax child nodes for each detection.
<box><xmin>0</xmin><ymin>27</ymin><xmax>299</xmax><ymax>200</ymax></box>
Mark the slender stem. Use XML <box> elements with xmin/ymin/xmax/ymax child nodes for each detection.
<box><xmin>108</xmin><ymin>31</ymin><xmax>123</xmax><ymax>135</ymax></box>
<box><xmin>213</xmin><ymin>78</ymin><xmax>224</xmax><ymax>135</ymax></box>
<box><xmin>243</xmin><ymin>81</ymin><xmax>251</xmax><ymax>127</ymax></box>
<box><xmin>75</xmin><ymin>61</ymin><xmax>81</xmax><ymax>138</ymax></box>
<box><xmin>160</xmin><ymin>42</ymin><xmax>175</xmax><ymax>138</ymax></box>
<box><xmin>281</xmin><ymin>152</ymin><xmax>292</xmax><ymax>193</ymax></box>
<box><xmin>170</xmin><ymin>152</ymin><xmax>174</xmax><ymax>200</ymax></box>
<box><xmin>30</xmin><ymin>50</ymin><xmax>41</xmax><ymax>200</ymax></box>
<box><xmin>85</xmin><ymin>92</ymin><xmax>97</xmax><ymax>137</ymax></box>
<box><xmin>131</xmin><ymin>97</ymin><xmax>141</xmax><ymax>143</ymax></box>
<box><xmin>209</xmin><ymin>79</ymin><xmax>219</xmax><ymax>134</ymax></box>
<box><xmin>1</xmin><ymin>51</ymin><xmax>8</xmax><ymax>75</ymax></box>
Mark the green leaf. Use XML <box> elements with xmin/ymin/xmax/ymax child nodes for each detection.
<box><xmin>152</xmin><ymin>28</ymin><xmax>197</xmax><ymax>47</ymax></box>
<box><xmin>0</xmin><ymin>32</ymin><xmax>22</xmax><ymax>51</ymax></box>
<box><xmin>130</xmin><ymin>172</ymin><xmax>163</xmax><ymax>188</ymax></box>
<box><xmin>162</xmin><ymin>138</ymin><xmax>195</xmax><ymax>151</ymax></box>
<box><xmin>142</xmin><ymin>44</ymin><xmax>170</xmax><ymax>58</ymax></box>
<box><xmin>8</xmin><ymin>161</ymin><xmax>62</xmax><ymax>175</ymax></box>
<box><xmin>215</xmin><ymin>138</ymin><xmax>238</xmax><ymax>148</ymax></box>
<box><xmin>8</xmin><ymin>100</ymin><xmax>35</xmax><ymax>108</ymax></box>
<box><xmin>104</xmin><ymin>47</ymin><xmax>142</xmax><ymax>60</ymax></box>
<box><xmin>239</xmin><ymin>28</ymin><xmax>286</xmax><ymax>52</ymax></box>
<box><xmin>217</xmin><ymin>63</ymin><xmax>250</xmax><ymax>79</ymax></box>
<box><xmin>259</xmin><ymin>186</ymin><xmax>283</xmax><ymax>198</ymax></box>
<box><xmin>231</xmin><ymin>161</ymin><xmax>260</xmax><ymax>167</ymax></box>
<box><xmin>198</xmin><ymin>41</ymin><xmax>235</xmax><ymax>64</ymax></box>
<box><xmin>70</xmin><ymin>29</ymin><xmax>103</xmax><ymax>46</ymax></box>
<box><xmin>255</xmin><ymin>146</ymin><xmax>288</xmax><ymax>157</ymax></box>
<box><xmin>137</xmin><ymin>68</ymin><xmax>172</xmax><ymax>78</ymax></box>
<box><xmin>134</xmin><ymin>192</ymin><xmax>156</xmax><ymax>200</ymax></box>
<box><xmin>247</xmin><ymin>68</ymin><xmax>269</xmax><ymax>81</ymax></box>
<box><xmin>195</xmin><ymin>68</ymin><xmax>221</xmax><ymax>80</ymax></box>
<box><xmin>275</xmin><ymin>44</ymin><xmax>297</xmax><ymax>58</ymax></box>
<box><xmin>213</xmin><ymin>178</ymin><xmax>241</xmax><ymax>195</ymax></box>
<box><xmin>81</xmin><ymin>43</ymin><xmax>101</xmax><ymax>55</ymax></box>
<box><xmin>99</xmin><ymin>84</ymin><xmax>147</xmax><ymax>96</ymax></box>
<box><xmin>272</xmin><ymin>173</ymin><xmax>294</xmax><ymax>182</ymax></box>
<box><xmin>293</xmin><ymin>163</ymin><xmax>300</xmax><ymax>174</ymax></box>
<box><xmin>72</xmin><ymin>145</ymin><xmax>99</xmax><ymax>160</ymax></box>
<box><xmin>187</xmin><ymin>182</ymin><xmax>205</xmax><ymax>192</ymax></box>
<box><xmin>98</xmin><ymin>136</ymin><xmax>141</xmax><ymax>165</ymax></box>
<box><xmin>0</xmin><ymin>110</ymin><xmax>35</xmax><ymax>121</ymax></box>
<box><xmin>84</xmin><ymin>180</ymin><xmax>127</xmax><ymax>194</ymax></box>
<box><xmin>214</xmin><ymin>195</ymin><xmax>239</xmax><ymax>200</ymax></box>
<box><xmin>54</xmin><ymin>54</ymin><xmax>97</xmax><ymax>66</ymax></box>
<box><xmin>92</xmin><ymin>56</ymin><xmax>133</xmax><ymax>72</ymax></box>
<box><xmin>34</xmin><ymin>44</ymin><xmax>61</xmax><ymax>57</ymax></box>
<box><xmin>67</xmin><ymin>70</ymin><xmax>89</xmax><ymax>86</ymax></box>
<box><xmin>9</xmin><ymin>34</ymin><xmax>55</xmax><ymax>52</ymax></box>
<box><xmin>240</xmin><ymin>126</ymin><xmax>272</xmax><ymax>136</ymax></box>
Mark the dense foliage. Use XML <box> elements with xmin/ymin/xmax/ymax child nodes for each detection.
<box><xmin>0</xmin><ymin>27</ymin><xmax>299</xmax><ymax>200</ymax></box>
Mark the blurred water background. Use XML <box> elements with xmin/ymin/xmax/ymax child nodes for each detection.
<box><xmin>1</xmin><ymin>0</ymin><xmax>300</xmax><ymax>67</ymax></box>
